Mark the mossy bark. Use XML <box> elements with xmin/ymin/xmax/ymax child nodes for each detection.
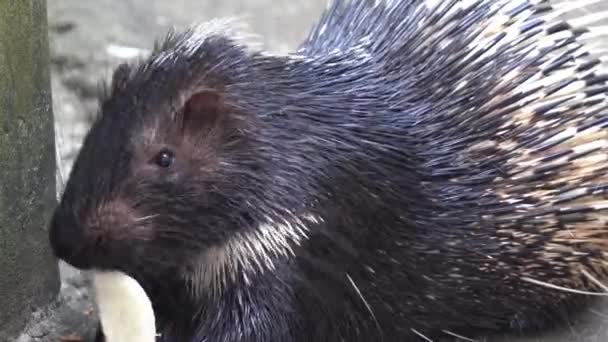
<box><xmin>0</xmin><ymin>0</ymin><xmax>60</xmax><ymax>339</ymax></box>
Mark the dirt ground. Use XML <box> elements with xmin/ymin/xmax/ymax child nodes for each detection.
<box><xmin>15</xmin><ymin>0</ymin><xmax>608</xmax><ymax>341</ymax></box>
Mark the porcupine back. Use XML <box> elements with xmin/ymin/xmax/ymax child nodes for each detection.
<box><xmin>295</xmin><ymin>0</ymin><xmax>608</xmax><ymax>338</ymax></box>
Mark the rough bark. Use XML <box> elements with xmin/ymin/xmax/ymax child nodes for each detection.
<box><xmin>0</xmin><ymin>0</ymin><xmax>60</xmax><ymax>339</ymax></box>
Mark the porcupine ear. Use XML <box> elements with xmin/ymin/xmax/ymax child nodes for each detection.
<box><xmin>110</xmin><ymin>63</ymin><xmax>132</xmax><ymax>94</ymax></box>
<box><xmin>176</xmin><ymin>88</ymin><xmax>224</xmax><ymax>137</ymax></box>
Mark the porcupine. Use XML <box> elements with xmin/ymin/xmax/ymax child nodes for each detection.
<box><xmin>48</xmin><ymin>0</ymin><xmax>608</xmax><ymax>341</ymax></box>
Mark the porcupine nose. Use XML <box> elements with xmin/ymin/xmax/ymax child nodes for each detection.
<box><xmin>48</xmin><ymin>208</ymin><xmax>95</xmax><ymax>269</ymax></box>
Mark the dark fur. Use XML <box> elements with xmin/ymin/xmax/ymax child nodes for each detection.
<box><xmin>50</xmin><ymin>0</ymin><xmax>608</xmax><ymax>341</ymax></box>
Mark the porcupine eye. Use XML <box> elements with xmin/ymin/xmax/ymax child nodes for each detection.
<box><xmin>154</xmin><ymin>149</ymin><xmax>174</xmax><ymax>168</ymax></box>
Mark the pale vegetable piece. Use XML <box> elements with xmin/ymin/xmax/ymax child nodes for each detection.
<box><xmin>93</xmin><ymin>271</ymin><xmax>157</xmax><ymax>342</ymax></box>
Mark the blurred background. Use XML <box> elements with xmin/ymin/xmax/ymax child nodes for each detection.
<box><xmin>13</xmin><ymin>0</ymin><xmax>608</xmax><ymax>341</ymax></box>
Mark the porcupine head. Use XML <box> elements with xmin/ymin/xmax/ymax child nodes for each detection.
<box><xmin>48</xmin><ymin>19</ymin><xmax>303</xmax><ymax>339</ymax></box>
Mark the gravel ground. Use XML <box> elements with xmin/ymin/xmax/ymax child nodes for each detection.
<box><xmin>14</xmin><ymin>0</ymin><xmax>608</xmax><ymax>341</ymax></box>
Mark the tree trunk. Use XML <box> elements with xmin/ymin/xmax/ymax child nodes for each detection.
<box><xmin>0</xmin><ymin>0</ymin><xmax>61</xmax><ymax>339</ymax></box>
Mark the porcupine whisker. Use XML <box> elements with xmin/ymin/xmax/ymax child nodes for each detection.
<box><xmin>441</xmin><ymin>329</ymin><xmax>479</xmax><ymax>342</ymax></box>
<box><xmin>580</xmin><ymin>268</ymin><xmax>608</xmax><ymax>293</ymax></box>
<box><xmin>346</xmin><ymin>273</ymin><xmax>383</xmax><ymax>342</ymax></box>
<box><xmin>133</xmin><ymin>214</ymin><xmax>160</xmax><ymax>222</ymax></box>
<box><xmin>521</xmin><ymin>276</ymin><xmax>608</xmax><ymax>296</ymax></box>
<box><xmin>410</xmin><ymin>328</ymin><xmax>434</xmax><ymax>342</ymax></box>
<box><xmin>122</xmin><ymin>215</ymin><xmax>160</xmax><ymax>232</ymax></box>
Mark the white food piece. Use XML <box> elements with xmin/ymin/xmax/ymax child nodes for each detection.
<box><xmin>93</xmin><ymin>270</ymin><xmax>157</xmax><ymax>342</ymax></box>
